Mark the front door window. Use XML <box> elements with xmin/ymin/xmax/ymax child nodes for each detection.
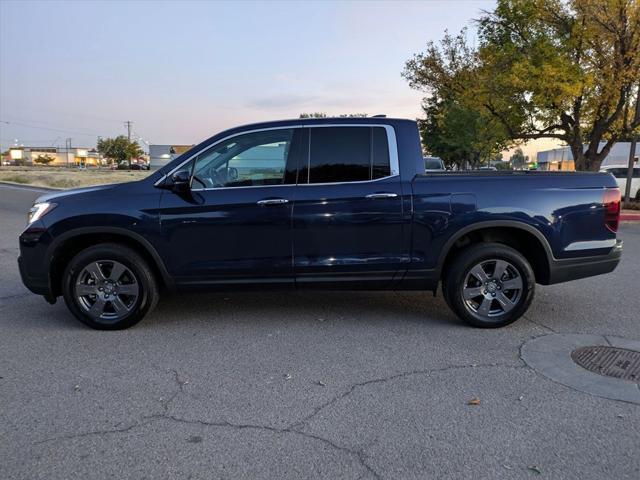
<box><xmin>190</xmin><ymin>129</ymin><xmax>295</xmax><ymax>190</ymax></box>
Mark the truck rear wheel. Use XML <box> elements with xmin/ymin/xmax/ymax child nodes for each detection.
<box><xmin>62</xmin><ymin>243</ymin><xmax>159</xmax><ymax>330</ymax></box>
<box><xmin>443</xmin><ymin>243</ymin><xmax>535</xmax><ymax>328</ymax></box>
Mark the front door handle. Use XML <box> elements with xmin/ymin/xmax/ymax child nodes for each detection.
<box><xmin>257</xmin><ymin>198</ymin><xmax>289</xmax><ymax>206</ymax></box>
<box><xmin>365</xmin><ymin>193</ymin><xmax>398</xmax><ymax>199</ymax></box>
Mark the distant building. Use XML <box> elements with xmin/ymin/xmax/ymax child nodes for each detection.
<box><xmin>537</xmin><ymin>142</ymin><xmax>638</xmax><ymax>171</ymax></box>
<box><xmin>149</xmin><ymin>144</ymin><xmax>193</xmax><ymax>170</ymax></box>
<box><xmin>7</xmin><ymin>146</ymin><xmax>103</xmax><ymax>166</ymax></box>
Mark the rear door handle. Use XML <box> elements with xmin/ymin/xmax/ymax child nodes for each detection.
<box><xmin>365</xmin><ymin>193</ymin><xmax>398</xmax><ymax>199</ymax></box>
<box><xmin>257</xmin><ymin>198</ymin><xmax>289</xmax><ymax>206</ymax></box>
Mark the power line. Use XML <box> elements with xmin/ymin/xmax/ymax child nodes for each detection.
<box><xmin>0</xmin><ymin>119</ymin><xmax>105</xmax><ymax>137</ymax></box>
<box><xmin>1</xmin><ymin>107</ymin><xmax>122</xmax><ymax>124</ymax></box>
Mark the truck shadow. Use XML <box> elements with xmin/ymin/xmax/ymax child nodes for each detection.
<box><xmin>148</xmin><ymin>289</ymin><xmax>459</xmax><ymax>329</ymax></box>
<box><xmin>10</xmin><ymin>289</ymin><xmax>460</xmax><ymax>331</ymax></box>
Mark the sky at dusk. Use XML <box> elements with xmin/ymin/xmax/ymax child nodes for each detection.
<box><xmin>0</xmin><ymin>0</ymin><xmax>532</xmax><ymax>153</ymax></box>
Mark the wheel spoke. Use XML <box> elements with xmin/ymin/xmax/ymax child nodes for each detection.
<box><xmin>76</xmin><ymin>284</ymin><xmax>97</xmax><ymax>296</ymax></box>
<box><xmin>493</xmin><ymin>260</ymin><xmax>508</xmax><ymax>280</ymax></box>
<box><xmin>110</xmin><ymin>296</ymin><xmax>130</xmax><ymax>314</ymax></box>
<box><xmin>495</xmin><ymin>292</ymin><xmax>515</xmax><ymax>312</ymax></box>
<box><xmin>109</xmin><ymin>262</ymin><xmax>126</xmax><ymax>282</ymax></box>
<box><xmin>85</xmin><ymin>262</ymin><xmax>106</xmax><ymax>281</ymax></box>
<box><xmin>502</xmin><ymin>276</ymin><xmax>523</xmax><ymax>291</ymax></box>
<box><xmin>89</xmin><ymin>297</ymin><xmax>107</xmax><ymax>317</ymax></box>
<box><xmin>463</xmin><ymin>286</ymin><xmax>484</xmax><ymax>300</ymax></box>
<box><xmin>477</xmin><ymin>296</ymin><xmax>492</xmax><ymax>316</ymax></box>
<box><xmin>469</xmin><ymin>264</ymin><xmax>489</xmax><ymax>283</ymax></box>
<box><xmin>117</xmin><ymin>283</ymin><xmax>139</xmax><ymax>296</ymax></box>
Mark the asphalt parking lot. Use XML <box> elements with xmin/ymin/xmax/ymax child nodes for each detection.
<box><xmin>1</xmin><ymin>183</ymin><xmax>639</xmax><ymax>480</ymax></box>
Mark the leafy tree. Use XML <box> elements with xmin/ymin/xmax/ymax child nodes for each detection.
<box><xmin>495</xmin><ymin>161</ymin><xmax>513</xmax><ymax>170</ymax></box>
<box><xmin>34</xmin><ymin>154</ymin><xmax>55</xmax><ymax>165</ymax></box>
<box><xmin>403</xmin><ymin>0</ymin><xmax>640</xmax><ymax>171</ymax></box>
<box><xmin>299</xmin><ymin>112</ymin><xmax>368</xmax><ymax>118</ymax></box>
<box><xmin>510</xmin><ymin>147</ymin><xmax>527</xmax><ymax>169</ymax></box>
<box><xmin>420</xmin><ymin>97</ymin><xmax>509</xmax><ymax>169</ymax></box>
<box><xmin>97</xmin><ymin>136</ymin><xmax>143</xmax><ymax>168</ymax></box>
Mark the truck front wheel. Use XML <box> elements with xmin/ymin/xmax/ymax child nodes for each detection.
<box><xmin>443</xmin><ymin>243</ymin><xmax>535</xmax><ymax>328</ymax></box>
<box><xmin>61</xmin><ymin>243</ymin><xmax>159</xmax><ymax>330</ymax></box>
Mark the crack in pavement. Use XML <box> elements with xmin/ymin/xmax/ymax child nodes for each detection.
<box><xmin>27</xmin><ymin>362</ymin><xmax>526</xmax><ymax>479</ymax></box>
<box><xmin>33</xmin><ymin>370</ymin><xmax>189</xmax><ymax>446</ymax></box>
<box><xmin>159</xmin><ymin>369</ymin><xmax>188</xmax><ymax>413</ymax></box>
<box><xmin>33</xmin><ymin>419</ymin><xmax>156</xmax><ymax>445</ymax></box>
<box><xmin>522</xmin><ymin>314</ymin><xmax>558</xmax><ymax>334</ymax></box>
<box><xmin>143</xmin><ymin>413</ymin><xmax>383</xmax><ymax>480</ymax></box>
<box><xmin>33</xmin><ymin>411</ymin><xmax>381</xmax><ymax>479</ymax></box>
<box><xmin>287</xmin><ymin>362</ymin><xmax>527</xmax><ymax>432</ymax></box>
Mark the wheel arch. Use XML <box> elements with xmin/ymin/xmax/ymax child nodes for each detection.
<box><xmin>437</xmin><ymin>221</ymin><xmax>553</xmax><ymax>285</ymax></box>
<box><xmin>47</xmin><ymin>227</ymin><xmax>173</xmax><ymax>297</ymax></box>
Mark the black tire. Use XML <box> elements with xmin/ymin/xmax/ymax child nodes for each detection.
<box><xmin>443</xmin><ymin>243</ymin><xmax>535</xmax><ymax>328</ymax></box>
<box><xmin>441</xmin><ymin>275</ymin><xmax>454</xmax><ymax>310</ymax></box>
<box><xmin>62</xmin><ymin>243</ymin><xmax>159</xmax><ymax>330</ymax></box>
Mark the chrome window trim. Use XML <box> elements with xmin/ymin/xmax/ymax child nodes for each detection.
<box><xmin>295</xmin><ymin>174</ymin><xmax>400</xmax><ymax>187</ymax></box>
<box><xmin>155</xmin><ymin>123</ymin><xmax>400</xmax><ymax>190</ymax></box>
<box><xmin>305</xmin><ymin>124</ymin><xmax>399</xmax><ymax>178</ymax></box>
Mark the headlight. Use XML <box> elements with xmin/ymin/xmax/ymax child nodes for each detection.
<box><xmin>27</xmin><ymin>202</ymin><xmax>57</xmax><ymax>225</ymax></box>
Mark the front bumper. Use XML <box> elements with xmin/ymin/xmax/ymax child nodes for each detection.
<box><xmin>18</xmin><ymin>222</ymin><xmax>56</xmax><ymax>302</ymax></box>
<box><xmin>547</xmin><ymin>239</ymin><xmax>623</xmax><ymax>285</ymax></box>
<box><xmin>18</xmin><ymin>254</ymin><xmax>55</xmax><ymax>301</ymax></box>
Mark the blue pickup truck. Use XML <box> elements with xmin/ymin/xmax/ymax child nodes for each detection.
<box><xmin>18</xmin><ymin>117</ymin><xmax>623</xmax><ymax>330</ymax></box>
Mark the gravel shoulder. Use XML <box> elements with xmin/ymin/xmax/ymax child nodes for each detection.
<box><xmin>0</xmin><ymin>166</ymin><xmax>150</xmax><ymax>189</ymax></box>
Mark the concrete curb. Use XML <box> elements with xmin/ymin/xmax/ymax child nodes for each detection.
<box><xmin>521</xmin><ymin>333</ymin><xmax>640</xmax><ymax>404</ymax></box>
<box><xmin>620</xmin><ymin>211</ymin><xmax>640</xmax><ymax>222</ymax></box>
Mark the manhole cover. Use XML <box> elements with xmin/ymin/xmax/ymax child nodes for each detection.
<box><xmin>571</xmin><ymin>346</ymin><xmax>640</xmax><ymax>383</ymax></box>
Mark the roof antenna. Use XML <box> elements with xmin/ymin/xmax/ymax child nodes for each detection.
<box><xmin>371</xmin><ymin>114</ymin><xmax>387</xmax><ymax>118</ymax></box>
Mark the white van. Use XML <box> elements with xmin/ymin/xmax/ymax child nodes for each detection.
<box><xmin>600</xmin><ymin>165</ymin><xmax>640</xmax><ymax>200</ymax></box>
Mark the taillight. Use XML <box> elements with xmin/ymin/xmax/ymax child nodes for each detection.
<box><xmin>603</xmin><ymin>188</ymin><xmax>621</xmax><ymax>233</ymax></box>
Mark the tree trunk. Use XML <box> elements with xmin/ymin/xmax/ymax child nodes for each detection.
<box><xmin>569</xmin><ymin>142</ymin><xmax>588</xmax><ymax>171</ymax></box>
<box><xmin>585</xmin><ymin>151</ymin><xmax>605</xmax><ymax>171</ymax></box>
<box><xmin>571</xmin><ymin>142</ymin><xmax>607</xmax><ymax>171</ymax></box>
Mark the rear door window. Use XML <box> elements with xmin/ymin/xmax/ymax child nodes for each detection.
<box><xmin>306</xmin><ymin>126</ymin><xmax>392</xmax><ymax>183</ymax></box>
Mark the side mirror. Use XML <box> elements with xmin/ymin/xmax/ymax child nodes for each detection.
<box><xmin>170</xmin><ymin>170</ymin><xmax>191</xmax><ymax>193</ymax></box>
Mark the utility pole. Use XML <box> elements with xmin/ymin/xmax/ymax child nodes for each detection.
<box><xmin>624</xmin><ymin>86</ymin><xmax>640</xmax><ymax>204</ymax></box>
<box><xmin>124</xmin><ymin>121</ymin><xmax>133</xmax><ymax>141</ymax></box>
<box><xmin>124</xmin><ymin>121</ymin><xmax>134</xmax><ymax>169</ymax></box>
<box><xmin>65</xmin><ymin>138</ymin><xmax>72</xmax><ymax>168</ymax></box>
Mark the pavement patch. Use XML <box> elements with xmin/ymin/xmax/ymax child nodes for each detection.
<box><xmin>521</xmin><ymin>333</ymin><xmax>640</xmax><ymax>404</ymax></box>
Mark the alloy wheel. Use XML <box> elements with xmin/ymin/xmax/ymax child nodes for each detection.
<box><xmin>74</xmin><ymin>260</ymin><xmax>139</xmax><ymax>322</ymax></box>
<box><xmin>461</xmin><ymin>259</ymin><xmax>523</xmax><ymax>318</ymax></box>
